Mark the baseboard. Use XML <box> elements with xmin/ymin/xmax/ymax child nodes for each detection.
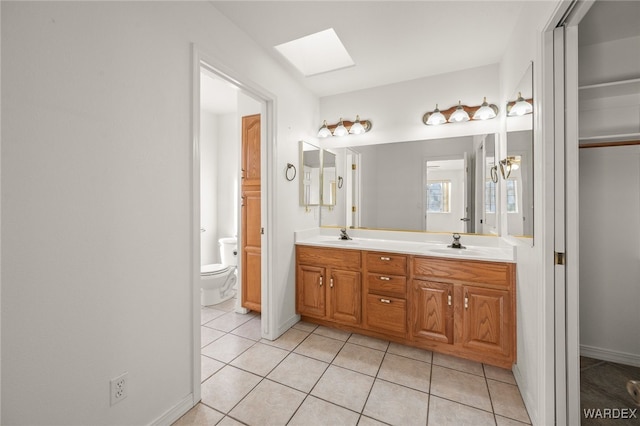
<box><xmin>580</xmin><ymin>344</ymin><xmax>640</xmax><ymax>367</ymax></box>
<box><xmin>149</xmin><ymin>393</ymin><xmax>195</xmax><ymax>426</ymax></box>
<box><xmin>278</xmin><ymin>314</ymin><xmax>301</xmax><ymax>336</ymax></box>
<box><xmin>512</xmin><ymin>363</ymin><xmax>538</xmax><ymax>426</ymax></box>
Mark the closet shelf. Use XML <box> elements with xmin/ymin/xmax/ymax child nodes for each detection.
<box><xmin>579</xmin><ymin>77</ymin><xmax>640</xmax><ymax>101</ymax></box>
<box><xmin>579</xmin><ymin>132</ymin><xmax>640</xmax><ymax>143</ymax></box>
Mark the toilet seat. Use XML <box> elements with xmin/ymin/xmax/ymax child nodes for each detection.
<box><xmin>201</xmin><ymin>264</ymin><xmax>231</xmax><ymax>277</ymax></box>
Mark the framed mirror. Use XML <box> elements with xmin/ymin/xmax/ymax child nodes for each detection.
<box><xmin>505</xmin><ymin>62</ymin><xmax>534</xmax><ymax>240</ymax></box>
<box><xmin>321</xmin><ymin>150</ymin><xmax>337</xmax><ymax>206</ymax></box>
<box><xmin>320</xmin><ymin>134</ymin><xmax>499</xmax><ymax>235</ymax></box>
<box><xmin>299</xmin><ymin>141</ymin><xmax>321</xmax><ymax>206</ymax></box>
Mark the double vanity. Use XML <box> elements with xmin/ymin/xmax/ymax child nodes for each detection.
<box><xmin>295</xmin><ymin>229</ymin><xmax>516</xmax><ymax>368</ymax></box>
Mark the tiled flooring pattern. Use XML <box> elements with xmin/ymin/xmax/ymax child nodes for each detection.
<box><xmin>580</xmin><ymin>356</ymin><xmax>640</xmax><ymax>426</ymax></box>
<box><xmin>175</xmin><ymin>301</ymin><xmax>531</xmax><ymax>426</ymax></box>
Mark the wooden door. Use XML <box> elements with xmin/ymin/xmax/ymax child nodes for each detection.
<box><xmin>461</xmin><ymin>285</ymin><xmax>511</xmax><ymax>356</ymax></box>
<box><xmin>241</xmin><ymin>114</ymin><xmax>261</xmax><ymax>312</ymax></box>
<box><xmin>328</xmin><ymin>269</ymin><xmax>361</xmax><ymax>325</ymax></box>
<box><xmin>296</xmin><ymin>264</ymin><xmax>326</xmax><ymax>318</ymax></box>
<box><xmin>410</xmin><ymin>280</ymin><xmax>453</xmax><ymax>344</ymax></box>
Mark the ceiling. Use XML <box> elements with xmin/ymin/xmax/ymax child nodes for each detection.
<box><xmin>211</xmin><ymin>1</ymin><xmax>525</xmax><ymax>98</ymax></box>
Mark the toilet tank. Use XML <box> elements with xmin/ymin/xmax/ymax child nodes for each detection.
<box><xmin>219</xmin><ymin>237</ymin><xmax>238</xmax><ymax>266</ymax></box>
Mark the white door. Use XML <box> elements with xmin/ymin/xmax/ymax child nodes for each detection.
<box><xmin>553</xmin><ymin>1</ymin><xmax>594</xmax><ymax>422</ymax></box>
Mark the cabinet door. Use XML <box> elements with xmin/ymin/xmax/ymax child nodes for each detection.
<box><xmin>297</xmin><ymin>265</ymin><xmax>325</xmax><ymax>318</ymax></box>
<box><xmin>462</xmin><ymin>285</ymin><xmax>511</xmax><ymax>356</ymax></box>
<box><xmin>410</xmin><ymin>280</ymin><xmax>453</xmax><ymax>344</ymax></box>
<box><xmin>329</xmin><ymin>269</ymin><xmax>361</xmax><ymax>325</ymax></box>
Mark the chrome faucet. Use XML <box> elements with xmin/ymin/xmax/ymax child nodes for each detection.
<box><xmin>339</xmin><ymin>228</ymin><xmax>352</xmax><ymax>240</ymax></box>
<box><xmin>448</xmin><ymin>233</ymin><xmax>466</xmax><ymax>249</ymax></box>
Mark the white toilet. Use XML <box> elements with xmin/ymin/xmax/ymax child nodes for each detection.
<box><xmin>201</xmin><ymin>237</ymin><xmax>238</xmax><ymax>306</ymax></box>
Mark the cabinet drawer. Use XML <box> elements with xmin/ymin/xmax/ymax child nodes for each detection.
<box><xmin>366</xmin><ymin>294</ymin><xmax>406</xmax><ymax>335</ymax></box>
<box><xmin>412</xmin><ymin>257</ymin><xmax>512</xmax><ymax>287</ymax></box>
<box><xmin>297</xmin><ymin>246</ymin><xmax>361</xmax><ymax>270</ymax></box>
<box><xmin>366</xmin><ymin>252</ymin><xmax>407</xmax><ymax>275</ymax></box>
<box><xmin>366</xmin><ymin>273</ymin><xmax>406</xmax><ymax>298</ymax></box>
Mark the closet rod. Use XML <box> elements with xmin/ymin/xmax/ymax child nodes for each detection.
<box><xmin>579</xmin><ymin>140</ymin><xmax>640</xmax><ymax>149</ymax></box>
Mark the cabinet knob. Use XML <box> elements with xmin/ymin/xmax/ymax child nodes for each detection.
<box><xmin>380</xmin><ymin>298</ymin><xmax>391</xmax><ymax>304</ymax></box>
<box><xmin>380</xmin><ymin>256</ymin><xmax>391</xmax><ymax>261</ymax></box>
<box><xmin>464</xmin><ymin>295</ymin><xmax>469</xmax><ymax>309</ymax></box>
<box><xmin>379</xmin><ymin>276</ymin><xmax>390</xmax><ymax>281</ymax></box>
<box><xmin>448</xmin><ymin>293</ymin><xmax>452</xmax><ymax>306</ymax></box>
<box><xmin>319</xmin><ymin>276</ymin><xmax>323</xmax><ymax>287</ymax></box>
<box><xmin>330</xmin><ymin>278</ymin><xmax>334</xmax><ymax>288</ymax></box>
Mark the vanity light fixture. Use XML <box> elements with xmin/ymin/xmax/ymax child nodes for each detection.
<box><xmin>317</xmin><ymin>116</ymin><xmax>372</xmax><ymax>138</ymax></box>
<box><xmin>473</xmin><ymin>97</ymin><xmax>498</xmax><ymax>120</ymax></box>
<box><xmin>448</xmin><ymin>101</ymin><xmax>470</xmax><ymax>123</ymax></box>
<box><xmin>423</xmin><ymin>104</ymin><xmax>447</xmax><ymax>126</ymax></box>
<box><xmin>507</xmin><ymin>92</ymin><xmax>533</xmax><ymax>116</ymax></box>
<box><xmin>499</xmin><ymin>156</ymin><xmax>521</xmax><ymax>179</ymax></box>
<box><xmin>423</xmin><ymin>99</ymin><xmax>499</xmax><ymax>126</ymax></box>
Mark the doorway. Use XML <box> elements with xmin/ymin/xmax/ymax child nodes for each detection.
<box><xmin>552</xmin><ymin>1</ymin><xmax>640</xmax><ymax>423</ymax></box>
<box><xmin>192</xmin><ymin>47</ymin><xmax>276</xmax><ymax>404</ymax></box>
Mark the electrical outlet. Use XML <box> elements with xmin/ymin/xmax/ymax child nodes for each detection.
<box><xmin>110</xmin><ymin>372</ymin><xmax>128</xmax><ymax>406</ymax></box>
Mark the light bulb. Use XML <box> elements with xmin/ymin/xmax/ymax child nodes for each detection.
<box><xmin>508</xmin><ymin>92</ymin><xmax>533</xmax><ymax>116</ymax></box>
<box><xmin>349</xmin><ymin>115</ymin><xmax>366</xmax><ymax>135</ymax></box>
<box><xmin>448</xmin><ymin>101</ymin><xmax>470</xmax><ymax>123</ymax></box>
<box><xmin>317</xmin><ymin>120</ymin><xmax>332</xmax><ymax>138</ymax></box>
<box><xmin>333</xmin><ymin>118</ymin><xmax>348</xmax><ymax>137</ymax></box>
<box><xmin>473</xmin><ymin>97</ymin><xmax>497</xmax><ymax>120</ymax></box>
<box><xmin>426</xmin><ymin>105</ymin><xmax>447</xmax><ymax>125</ymax></box>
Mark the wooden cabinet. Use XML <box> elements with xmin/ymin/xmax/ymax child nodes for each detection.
<box><xmin>363</xmin><ymin>252</ymin><xmax>407</xmax><ymax>336</ymax></box>
<box><xmin>295</xmin><ymin>244</ymin><xmax>516</xmax><ymax>368</ymax></box>
<box><xmin>411</xmin><ymin>256</ymin><xmax>515</xmax><ymax>367</ymax></box>
<box><xmin>296</xmin><ymin>246</ymin><xmax>361</xmax><ymax>326</ymax></box>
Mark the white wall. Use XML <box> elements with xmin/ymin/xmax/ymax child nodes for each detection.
<box><xmin>200</xmin><ymin>111</ymin><xmax>219</xmax><ymax>265</ymax></box>
<box><xmin>1</xmin><ymin>2</ymin><xmax>318</xmax><ymax>425</ymax></box>
<box><xmin>579</xmin><ymin>146</ymin><xmax>640</xmax><ymax>364</ymax></box>
<box><xmin>319</xmin><ymin>64</ymin><xmax>501</xmax><ymax>150</ymax></box>
<box><xmin>215</xmin><ymin>112</ymin><xmax>240</xmax><ymax>255</ymax></box>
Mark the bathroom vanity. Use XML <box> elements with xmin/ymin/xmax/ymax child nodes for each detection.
<box><xmin>295</xmin><ymin>232</ymin><xmax>516</xmax><ymax>368</ymax></box>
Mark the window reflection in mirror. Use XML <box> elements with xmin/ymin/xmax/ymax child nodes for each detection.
<box><xmin>299</xmin><ymin>141</ymin><xmax>321</xmax><ymax>206</ymax></box>
<box><xmin>321</xmin><ymin>150</ymin><xmax>337</xmax><ymax>206</ymax></box>
<box><xmin>320</xmin><ymin>134</ymin><xmax>499</xmax><ymax>235</ymax></box>
<box><xmin>506</xmin><ymin>62</ymin><xmax>534</xmax><ymax>240</ymax></box>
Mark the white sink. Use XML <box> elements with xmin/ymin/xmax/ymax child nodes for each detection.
<box><xmin>320</xmin><ymin>239</ymin><xmax>360</xmax><ymax>245</ymax></box>
<box><xmin>427</xmin><ymin>247</ymin><xmax>489</xmax><ymax>257</ymax></box>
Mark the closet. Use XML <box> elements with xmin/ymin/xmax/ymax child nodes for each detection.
<box><xmin>577</xmin><ymin>0</ymin><xmax>640</xmax><ymax>414</ymax></box>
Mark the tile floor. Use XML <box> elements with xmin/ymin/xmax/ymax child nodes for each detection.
<box><xmin>174</xmin><ymin>300</ymin><xmax>531</xmax><ymax>426</ymax></box>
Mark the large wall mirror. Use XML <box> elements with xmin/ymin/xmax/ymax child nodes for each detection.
<box><xmin>299</xmin><ymin>141</ymin><xmax>321</xmax><ymax>206</ymax></box>
<box><xmin>321</xmin><ymin>134</ymin><xmax>499</xmax><ymax>235</ymax></box>
<box><xmin>505</xmin><ymin>62</ymin><xmax>534</xmax><ymax>241</ymax></box>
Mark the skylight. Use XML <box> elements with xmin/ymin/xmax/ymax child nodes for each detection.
<box><xmin>274</xmin><ymin>28</ymin><xmax>355</xmax><ymax>77</ymax></box>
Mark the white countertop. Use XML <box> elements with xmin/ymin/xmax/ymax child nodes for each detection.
<box><xmin>294</xmin><ymin>228</ymin><xmax>516</xmax><ymax>263</ymax></box>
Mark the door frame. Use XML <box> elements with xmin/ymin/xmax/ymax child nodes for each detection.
<box><xmin>546</xmin><ymin>1</ymin><xmax>595</xmax><ymax>424</ymax></box>
<box><xmin>190</xmin><ymin>45</ymin><xmax>277</xmax><ymax>404</ymax></box>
